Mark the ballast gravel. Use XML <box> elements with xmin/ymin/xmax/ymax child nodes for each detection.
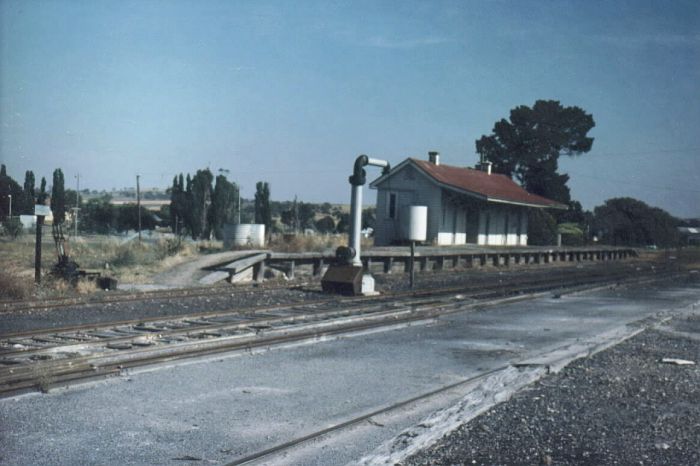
<box><xmin>405</xmin><ymin>315</ymin><xmax>700</xmax><ymax>466</ymax></box>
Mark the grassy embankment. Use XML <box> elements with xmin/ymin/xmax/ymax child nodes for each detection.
<box><xmin>0</xmin><ymin>235</ymin><xmax>197</xmax><ymax>299</ymax></box>
<box><xmin>0</xmin><ymin>232</ymin><xmax>368</xmax><ymax>299</ymax></box>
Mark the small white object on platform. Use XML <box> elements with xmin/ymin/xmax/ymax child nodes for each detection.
<box><xmin>661</xmin><ymin>358</ymin><xmax>695</xmax><ymax>366</ymax></box>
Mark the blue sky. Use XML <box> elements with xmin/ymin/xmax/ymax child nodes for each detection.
<box><xmin>1</xmin><ymin>0</ymin><xmax>699</xmax><ymax>216</ymax></box>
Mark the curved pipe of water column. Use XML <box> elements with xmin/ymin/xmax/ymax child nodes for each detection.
<box><xmin>348</xmin><ymin>155</ymin><xmax>390</xmax><ymax>267</ymax></box>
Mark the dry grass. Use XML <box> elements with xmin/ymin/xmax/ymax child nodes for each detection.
<box><xmin>0</xmin><ymin>234</ymin><xmax>202</xmax><ymax>298</ymax></box>
<box><xmin>267</xmin><ymin>233</ymin><xmax>373</xmax><ymax>253</ymax></box>
<box><xmin>0</xmin><ymin>268</ymin><xmax>33</xmax><ymax>300</ymax></box>
<box><xmin>676</xmin><ymin>247</ymin><xmax>700</xmax><ymax>269</ymax></box>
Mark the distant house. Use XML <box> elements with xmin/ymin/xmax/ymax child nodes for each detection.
<box><xmin>369</xmin><ymin>152</ymin><xmax>567</xmax><ymax>246</ymax></box>
<box><xmin>678</xmin><ymin>227</ymin><xmax>700</xmax><ymax>246</ymax></box>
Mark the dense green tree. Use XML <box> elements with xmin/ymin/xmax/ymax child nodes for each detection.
<box><xmin>190</xmin><ymin>169</ymin><xmax>213</xmax><ymax>239</ymax></box>
<box><xmin>298</xmin><ymin>202</ymin><xmax>316</xmax><ymax>230</ymax></box>
<box><xmin>281</xmin><ymin>196</ymin><xmax>300</xmax><ymax>232</ymax></box>
<box><xmin>315</xmin><ymin>215</ymin><xmax>336</xmax><ymax>233</ymax></box>
<box><xmin>476</xmin><ymin>100</ymin><xmax>595</xmax><ymax>204</ymax></box>
<box><xmin>169</xmin><ymin>174</ymin><xmax>186</xmax><ymax>235</ymax></box>
<box><xmin>280</xmin><ymin>209</ymin><xmax>296</xmax><ymax>231</ymax></box>
<box><xmin>336</xmin><ymin>212</ymin><xmax>351</xmax><ymax>234</ymax></box>
<box><xmin>320</xmin><ymin>202</ymin><xmax>332</xmax><ymax>214</ymax></box>
<box><xmin>592</xmin><ymin>198</ymin><xmax>680</xmax><ymax>247</ymax></box>
<box><xmin>254</xmin><ymin>181</ymin><xmax>271</xmax><ymax>234</ymax></box>
<box><xmin>64</xmin><ymin>189</ymin><xmax>79</xmax><ymax>209</ymax></box>
<box><xmin>183</xmin><ymin>174</ymin><xmax>194</xmax><ymax>236</ymax></box>
<box><xmin>2</xmin><ymin>217</ymin><xmax>23</xmax><ymax>238</ymax></box>
<box><xmin>80</xmin><ymin>197</ymin><xmax>116</xmax><ymax>234</ymax></box>
<box><xmin>362</xmin><ymin>207</ymin><xmax>376</xmax><ymax>230</ymax></box>
<box><xmin>158</xmin><ymin>204</ymin><xmax>171</xmax><ymax>227</ymax></box>
<box><xmin>116</xmin><ymin>204</ymin><xmax>156</xmax><ymax>232</ymax></box>
<box><xmin>51</xmin><ymin>168</ymin><xmax>66</xmax><ymax>224</ymax></box>
<box><xmin>0</xmin><ymin>164</ymin><xmax>22</xmax><ymax>219</ymax></box>
<box><xmin>527</xmin><ymin>209</ymin><xmax>558</xmax><ymax>246</ymax></box>
<box><xmin>209</xmin><ymin>174</ymin><xmax>238</xmax><ymax>240</ymax></box>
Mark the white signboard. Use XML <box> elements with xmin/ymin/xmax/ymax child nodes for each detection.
<box><xmin>34</xmin><ymin>205</ymin><xmax>52</xmax><ymax>216</ymax></box>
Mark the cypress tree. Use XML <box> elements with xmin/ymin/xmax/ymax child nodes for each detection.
<box><xmin>190</xmin><ymin>169</ymin><xmax>213</xmax><ymax>239</ymax></box>
<box><xmin>254</xmin><ymin>181</ymin><xmax>271</xmax><ymax>234</ymax></box>
<box><xmin>51</xmin><ymin>169</ymin><xmax>66</xmax><ymax>224</ymax></box>
<box><xmin>38</xmin><ymin>177</ymin><xmax>48</xmax><ymax>204</ymax></box>
<box><xmin>21</xmin><ymin>171</ymin><xmax>36</xmax><ymax>214</ymax></box>
<box><xmin>170</xmin><ymin>175</ymin><xmax>180</xmax><ymax>233</ymax></box>
<box><xmin>209</xmin><ymin>174</ymin><xmax>237</xmax><ymax>240</ymax></box>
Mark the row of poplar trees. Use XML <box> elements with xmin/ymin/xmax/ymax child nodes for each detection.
<box><xmin>0</xmin><ymin>164</ymin><xmax>70</xmax><ymax>224</ymax></box>
<box><xmin>169</xmin><ymin>168</ymin><xmax>271</xmax><ymax>240</ymax></box>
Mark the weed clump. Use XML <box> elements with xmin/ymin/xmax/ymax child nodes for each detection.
<box><xmin>267</xmin><ymin>233</ymin><xmax>371</xmax><ymax>253</ymax></box>
<box><xmin>0</xmin><ymin>269</ymin><xmax>32</xmax><ymax>299</ymax></box>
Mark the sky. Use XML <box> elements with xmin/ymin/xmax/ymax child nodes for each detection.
<box><xmin>1</xmin><ymin>0</ymin><xmax>699</xmax><ymax>217</ymax></box>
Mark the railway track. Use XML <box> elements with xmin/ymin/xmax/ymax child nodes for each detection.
<box><xmin>0</xmin><ymin>280</ymin><xmax>299</xmax><ymax>314</ymax></box>
<box><xmin>0</xmin><ymin>255</ymin><xmax>660</xmax><ymax>314</ymax></box>
<box><xmin>0</xmin><ymin>265</ymin><xmax>683</xmax><ymax>397</ymax></box>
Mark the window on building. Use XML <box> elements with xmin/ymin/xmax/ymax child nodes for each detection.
<box><xmin>388</xmin><ymin>192</ymin><xmax>397</xmax><ymax>219</ymax></box>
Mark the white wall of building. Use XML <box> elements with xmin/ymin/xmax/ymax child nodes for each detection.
<box><xmin>374</xmin><ymin>163</ymin><xmax>532</xmax><ymax>247</ymax></box>
<box><xmin>373</xmin><ymin>164</ymin><xmax>441</xmax><ymax>246</ymax></box>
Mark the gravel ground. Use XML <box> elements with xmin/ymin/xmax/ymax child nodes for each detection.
<box><xmin>405</xmin><ymin>315</ymin><xmax>700</xmax><ymax>466</ymax></box>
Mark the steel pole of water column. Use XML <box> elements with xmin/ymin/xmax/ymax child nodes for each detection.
<box><xmin>349</xmin><ymin>183</ymin><xmax>362</xmax><ymax>267</ymax></box>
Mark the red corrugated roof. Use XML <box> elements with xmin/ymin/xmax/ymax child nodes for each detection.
<box><xmin>410</xmin><ymin>158</ymin><xmax>567</xmax><ymax>209</ymax></box>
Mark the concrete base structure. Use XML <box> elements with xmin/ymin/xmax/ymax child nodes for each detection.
<box><xmin>264</xmin><ymin>246</ymin><xmax>637</xmax><ymax>280</ymax></box>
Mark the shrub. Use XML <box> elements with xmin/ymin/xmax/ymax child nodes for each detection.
<box><xmin>0</xmin><ymin>269</ymin><xmax>32</xmax><ymax>299</ymax></box>
<box><xmin>2</xmin><ymin>218</ymin><xmax>23</xmax><ymax>239</ymax></box>
<box><xmin>528</xmin><ymin>209</ymin><xmax>557</xmax><ymax>246</ymax></box>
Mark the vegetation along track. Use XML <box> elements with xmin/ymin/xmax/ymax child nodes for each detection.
<box><xmin>0</xmin><ymin>281</ymin><xmax>286</xmax><ymax>314</ymax></box>
<box><xmin>0</xmin><ymin>254</ymin><xmax>661</xmax><ymax>314</ymax></box>
<box><xmin>0</xmin><ymin>264</ymin><xmax>683</xmax><ymax>397</ymax></box>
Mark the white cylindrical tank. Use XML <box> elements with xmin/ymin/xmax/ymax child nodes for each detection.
<box><xmin>407</xmin><ymin>206</ymin><xmax>428</xmax><ymax>242</ymax></box>
<box><xmin>250</xmin><ymin>224</ymin><xmax>266</xmax><ymax>247</ymax></box>
<box><xmin>231</xmin><ymin>224</ymin><xmax>266</xmax><ymax>247</ymax></box>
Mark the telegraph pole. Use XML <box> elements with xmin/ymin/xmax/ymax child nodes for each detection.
<box><xmin>136</xmin><ymin>174</ymin><xmax>141</xmax><ymax>241</ymax></box>
<box><xmin>74</xmin><ymin>173</ymin><xmax>80</xmax><ymax>237</ymax></box>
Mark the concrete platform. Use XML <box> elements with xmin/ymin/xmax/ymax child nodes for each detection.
<box><xmin>267</xmin><ymin>245</ymin><xmax>637</xmax><ymax>279</ymax></box>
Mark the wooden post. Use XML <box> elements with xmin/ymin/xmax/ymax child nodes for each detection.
<box><xmin>409</xmin><ymin>241</ymin><xmax>415</xmax><ymax>288</ymax></box>
<box><xmin>136</xmin><ymin>174</ymin><xmax>141</xmax><ymax>242</ymax></box>
<box><xmin>436</xmin><ymin>256</ymin><xmax>445</xmax><ymax>270</ymax></box>
<box><xmin>253</xmin><ymin>261</ymin><xmax>265</xmax><ymax>282</ymax></box>
<box><xmin>313</xmin><ymin>258</ymin><xmax>324</xmax><ymax>277</ymax></box>
<box><xmin>34</xmin><ymin>215</ymin><xmax>44</xmax><ymax>284</ymax></box>
<box><xmin>383</xmin><ymin>257</ymin><xmax>393</xmax><ymax>274</ymax></box>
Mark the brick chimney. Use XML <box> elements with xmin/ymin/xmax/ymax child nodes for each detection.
<box><xmin>428</xmin><ymin>151</ymin><xmax>440</xmax><ymax>165</ymax></box>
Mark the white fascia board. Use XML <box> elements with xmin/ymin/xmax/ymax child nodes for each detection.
<box><xmin>369</xmin><ymin>159</ymin><xmax>412</xmax><ymax>189</ymax></box>
<box><xmin>486</xmin><ymin>197</ymin><xmax>568</xmax><ymax>210</ymax></box>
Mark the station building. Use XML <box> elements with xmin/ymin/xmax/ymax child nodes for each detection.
<box><xmin>370</xmin><ymin>152</ymin><xmax>567</xmax><ymax>246</ymax></box>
